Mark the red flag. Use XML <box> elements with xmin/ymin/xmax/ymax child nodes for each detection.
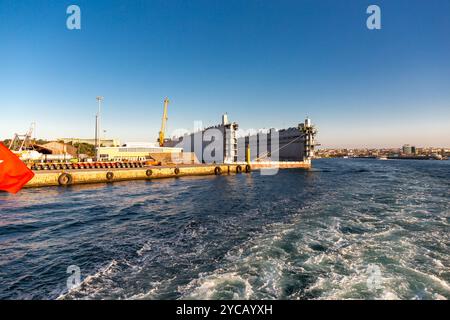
<box><xmin>0</xmin><ymin>143</ymin><xmax>35</xmax><ymax>194</ymax></box>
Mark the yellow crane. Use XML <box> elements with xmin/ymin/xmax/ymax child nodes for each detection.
<box><xmin>158</xmin><ymin>98</ymin><xmax>169</xmax><ymax>147</ymax></box>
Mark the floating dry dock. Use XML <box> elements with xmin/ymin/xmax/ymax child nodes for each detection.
<box><xmin>24</xmin><ymin>162</ymin><xmax>311</xmax><ymax>188</ymax></box>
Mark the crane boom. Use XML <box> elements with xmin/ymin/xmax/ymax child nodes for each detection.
<box><xmin>158</xmin><ymin>98</ymin><xmax>169</xmax><ymax>147</ymax></box>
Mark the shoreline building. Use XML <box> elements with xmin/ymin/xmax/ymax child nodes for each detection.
<box><xmin>96</xmin><ymin>144</ymin><xmax>183</xmax><ymax>162</ymax></box>
<box><xmin>402</xmin><ymin>144</ymin><xmax>417</xmax><ymax>155</ymax></box>
<box><xmin>58</xmin><ymin>138</ymin><xmax>120</xmax><ymax>147</ymax></box>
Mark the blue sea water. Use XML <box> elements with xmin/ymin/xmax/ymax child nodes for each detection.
<box><xmin>0</xmin><ymin>159</ymin><xmax>448</xmax><ymax>300</ymax></box>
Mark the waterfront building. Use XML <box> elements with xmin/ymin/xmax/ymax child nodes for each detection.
<box><xmin>96</xmin><ymin>146</ymin><xmax>183</xmax><ymax>162</ymax></box>
<box><xmin>58</xmin><ymin>138</ymin><xmax>120</xmax><ymax>147</ymax></box>
<box><xmin>402</xmin><ymin>144</ymin><xmax>413</xmax><ymax>155</ymax></box>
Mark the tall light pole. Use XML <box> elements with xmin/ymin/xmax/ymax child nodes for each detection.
<box><xmin>95</xmin><ymin>96</ymin><xmax>104</xmax><ymax>161</ymax></box>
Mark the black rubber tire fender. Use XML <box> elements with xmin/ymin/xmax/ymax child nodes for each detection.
<box><xmin>106</xmin><ymin>172</ymin><xmax>114</xmax><ymax>181</ymax></box>
<box><xmin>214</xmin><ymin>166</ymin><xmax>222</xmax><ymax>175</ymax></box>
<box><xmin>236</xmin><ymin>165</ymin><xmax>242</xmax><ymax>173</ymax></box>
<box><xmin>245</xmin><ymin>164</ymin><xmax>251</xmax><ymax>173</ymax></box>
<box><xmin>174</xmin><ymin>168</ymin><xmax>180</xmax><ymax>175</ymax></box>
<box><xmin>146</xmin><ymin>169</ymin><xmax>153</xmax><ymax>177</ymax></box>
<box><xmin>58</xmin><ymin>173</ymin><xmax>73</xmax><ymax>186</ymax></box>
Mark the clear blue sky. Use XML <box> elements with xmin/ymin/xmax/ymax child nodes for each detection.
<box><xmin>1</xmin><ymin>0</ymin><xmax>449</xmax><ymax>148</ymax></box>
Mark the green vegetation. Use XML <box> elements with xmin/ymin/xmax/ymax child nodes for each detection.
<box><xmin>35</xmin><ymin>139</ymin><xmax>49</xmax><ymax>145</ymax></box>
<box><xmin>73</xmin><ymin>142</ymin><xmax>95</xmax><ymax>157</ymax></box>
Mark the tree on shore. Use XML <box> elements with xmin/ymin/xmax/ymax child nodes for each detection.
<box><xmin>73</xmin><ymin>142</ymin><xmax>95</xmax><ymax>157</ymax></box>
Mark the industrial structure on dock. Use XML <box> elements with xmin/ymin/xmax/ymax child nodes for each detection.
<box><xmin>7</xmin><ymin>98</ymin><xmax>317</xmax><ymax>168</ymax></box>
<box><xmin>241</xmin><ymin>117</ymin><xmax>316</xmax><ymax>163</ymax></box>
<box><xmin>5</xmin><ymin>97</ymin><xmax>318</xmax><ymax>189</ymax></box>
<box><xmin>165</xmin><ymin>113</ymin><xmax>317</xmax><ymax>165</ymax></box>
<box><xmin>164</xmin><ymin>113</ymin><xmax>239</xmax><ymax>164</ymax></box>
<box><xmin>96</xmin><ymin>144</ymin><xmax>184</xmax><ymax>163</ymax></box>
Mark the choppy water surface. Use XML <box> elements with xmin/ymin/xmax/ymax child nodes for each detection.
<box><xmin>0</xmin><ymin>159</ymin><xmax>449</xmax><ymax>300</ymax></box>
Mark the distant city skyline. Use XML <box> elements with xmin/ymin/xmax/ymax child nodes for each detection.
<box><xmin>1</xmin><ymin>0</ymin><xmax>449</xmax><ymax>148</ymax></box>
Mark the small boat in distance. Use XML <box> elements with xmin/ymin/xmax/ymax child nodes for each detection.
<box><xmin>377</xmin><ymin>156</ymin><xmax>388</xmax><ymax>160</ymax></box>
